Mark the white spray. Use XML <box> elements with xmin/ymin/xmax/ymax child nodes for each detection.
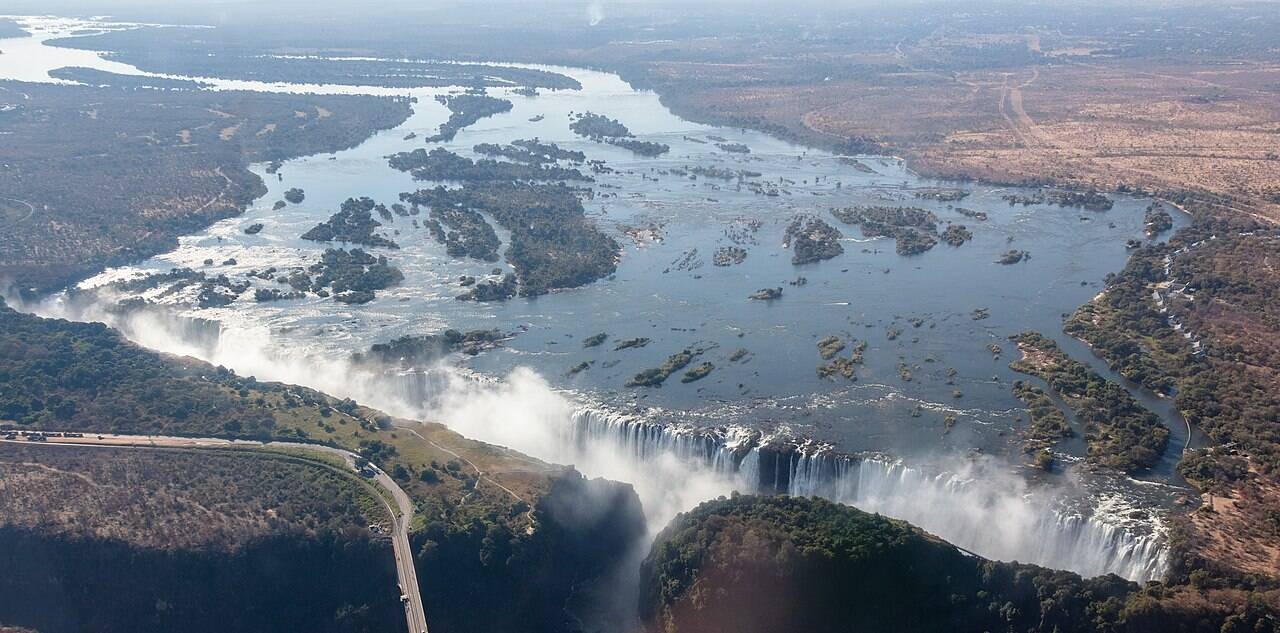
<box><xmin>14</xmin><ymin>290</ymin><xmax>1168</xmax><ymax>581</ymax></box>
<box><xmin>587</xmin><ymin>0</ymin><xmax>605</xmax><ymax>26</ymax></box>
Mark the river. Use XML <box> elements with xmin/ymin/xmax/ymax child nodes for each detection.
<box><xmin>2</xmin><ymin>15</ymin><xmax>1191</xmax><ymax>583</ymax></box>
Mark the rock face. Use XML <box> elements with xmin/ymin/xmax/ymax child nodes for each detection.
<box><xmin>415</xmin><ymin>470</ymin><xmax>646</xmax><ymax>633</ymax></box>
<box><xmin>638</xmin><ymin>495</ymin><xmax>1278</xmax><ymax>633</ymax></box>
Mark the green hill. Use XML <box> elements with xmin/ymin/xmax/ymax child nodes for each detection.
<box><xmin>640</xmin><ymin>494</ymin><xmax>1279</xmax><ymax>633</ymax></box>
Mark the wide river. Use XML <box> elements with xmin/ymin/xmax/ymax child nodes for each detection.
<box><xmin>3</xmin><ymin>16</ymin><xmax>1195</xmax><ymax>584</ymax></box>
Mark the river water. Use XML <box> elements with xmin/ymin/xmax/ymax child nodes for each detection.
<box><xmin>2</xmin><ymin>16</ymin><xmax>1193</xmax><ymax>583</ymax></box>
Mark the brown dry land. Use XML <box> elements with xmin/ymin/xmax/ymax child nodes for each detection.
<box><xmin>0</xmin><ymin>442</ymin><xmax>382</xmax><ymax>549</ymax></box>
<box><xmin>574</xmin><ymin>20</ymin><xmax>1280</xmax><ymax>579</ymax></box>
<box><xmin>650</xmin><ymin>57</ymin><xmax>1280</xmax><ymax>223</ymax></box>
<box><xmin>503</xmin><ymin>9</ymin><xmax>1280</xmax><ymax>585</ymax></box>
<box><xmin>1187</xmin><ymin>467</ymin><xmax>1280</xmax><ymax>577</ymax></box>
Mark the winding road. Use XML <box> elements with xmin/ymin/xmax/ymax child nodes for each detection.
<box><xmin>0</xmin><ymin>432</ymin><xmax>429</xmax><ymax>633</ymax></box>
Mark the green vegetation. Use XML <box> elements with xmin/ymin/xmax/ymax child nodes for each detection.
<box><xmin>388</xmin><ymin>147</ymin><xmax>590</xmax><ymax>182</ymax></box>
<box><xmin>0</xmin><ymin>443</ymin><xmax>386</xmax><ymax>548</ymax></box>
<box><xmin>47</xmin><ymin>67</ymin><xmax>210</xmax><ymax>90</ymax></box>
<box><xmin>1012</xmin><ymin>380</ymin><xmax>1074</xmax><ymax>465</ymax></box>
<box><xmin>640</xmin><ymin>494</ymin><xmax>1279</xmax><ymax>633</ymax></box>
<box><xmin>51</xmin><ymin>29</ymin><xmax>582</xmax><ymax>90</ymax></box>
<box><xmin>308</xmin><ymin>248</ymin><xmax>404</xmax><ymax>304</ymax></box>
<box><xmin>1050</xmin><ymin>190</ymin><xmax>1114</xmax><ymax>211</ymax></box>
<box><xmin>850</xmin><ymin>339</ymin><xmax>867</xmax><ymax>363</ymax></box>
<box><xmin>1144</xmin><ymin>203</ymin><xmax>1174</xmax><ymax>237</ymax></box>
<box><xmin>0</xmin><ymin>300</ymin><xmax>294</xmax><ymax>437</ymax></box>
<box><xmin>897</xmin><ymin>362</ymin><xmax>914</xmax><ymax>382</ymax></box>
<box><xmin>1177</xmin><ymin>448</ymin><xmax>1250</xmax><ymax>492</ymax></box>
<box><xmin>615</xmin><ymin>337</ymin><xmax>650</xmax><ymax>351</ymax></box>
<box><xmin>915</xmin><ymin>188</ymin><xmax>968</xmax><ymax>202</ymax></box>
<box><xmin>940</xmin><ymin>223</ymin><xmax>972</xmax><ymax>246</ymax></box>
<box><xmin>817</xmin><ymin>356</ymin><xmax>857</xmax><ymax>380</ymax></box>
<box><xmin>569</xmin><ymin>112</ymin><xmax>632</xmax><ymax>138</ymax></box>
<box><xmin>609</xmin><ymin>138</ymin><xmax>671</xmax><ymax>157</ymax></box>
<box><xmin>783</xmin><ymin>215</ymin><xmax>844</xmax><ymax>264</ymax></box>
<box><xmin>0</xmin><ymin>302</ymin><xmax>647</xmax><ymax>617</ymax></box>
<box><xmin>475</xmin><ymin>140</ymin><xmax>586</xmax><ymax>165</ymax></box>
<box><xmin>1066</xmin><ymin>217</ymin><xmax>1280</xmax><ymax>473</ymax></box>
<box><xmin>569</xmin><ymin>111</ymin><xmax>670</xmax><ymax>156</ymax></box>
<box><xmin>628</xmin><ymin>350</ymin><xmax>695</xmax><ymax>387</ymax></box>
<box><xmin>1009</xmin><ymin>332</ymin><xmax>1168</xmax><ymax>473</ymax></box>
<box><xmin>353</xmin><ymin>329</ymin><xmax>503</xmax><ymax>368</ymax></box>
<box><xmin>425</xmin><ymin>94</ymin><xmax>513</xmax><ymax>142</ymax></box>
<box><xmin>428</xmin><ymin>204</ymin><xmax>502</xmax><ymax>262</ymax></box>
<box><xmin>816</xmin><ymin>335</ymin><xmax>862</xmax><ymax>379</ymax></box>
<box><xmin>1001</xmin><ymin>190</ymin><xmax>1114</xmax><ymax>211</ymax></box>
<box><xmin>473</xmin><ymin>142</ymin><xmax>546</xmax><ymax>163</ymax></box>
<box><xmin>0</xmin><ymin>445</ymin><xmax>402</xmax><ymax>633</ymax></box>
<box><xmin>816</xmin><ymin>335</ymin><xmax>845</xmax><ymax>359</ymax></box>
<box><xmin>749</xmin><ymin>287</ymin><xmax>783</xmax><ymax>300</ymax></box>
<box><xmin>457</xmin><ymin>274</ymin><xmax>517</xmax><ymax>302</ymax></box>
<box><xmin>712</xmin><ymin>246</ymin><xmax>747</xmax><ymax>266</ymax></box>
<box><xmin>831</xmin><ymin>206</ymin><xmax>940</xmax><ymax>256</ymax></box>
<box><xmin>997</xmin><ymin>249</ymin><xmax>1029</xmax><ymax>264</ymax></box>
<box><xmin>682</xmin><ymin>362</ymin><xmax>715</xmax><ymax>383</ymax></box>
<box><xmin>401</xmin><ymin>184</ymin><xmax>619</xmax><ymax>296</ymax></box>
<box><xmin>512</xmin><ymin>138</ymin><xmax>586</xmax><ymax>162</ymax></box>
<box><xmin>283</xmin><ymin>187</ymin><xmax>305</xmax><ymax>204</ymax></box>
<box><xmin>0</xmin><ymin>81</ymin><xmax>408</xmax><ymax>295</ymax></box>
<box><xmin>253</xmin><ymin>288</ymin><xmax>303</xmax><ymax>302</ymax></box>
<box><xmin>300</xmin><ymin>197</ymin><xmax>399</xmax><ymax>248</ymax></box>
<box><xmin>1003</xmin><ymin>193</ymin><xmax>1045</xmax><ymax>206</ymax></box>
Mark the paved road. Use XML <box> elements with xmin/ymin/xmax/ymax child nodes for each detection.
<box><xmin>0</xmin><ymin>432</ymin><xmax>429</xmax><ymax>633</ymax></box>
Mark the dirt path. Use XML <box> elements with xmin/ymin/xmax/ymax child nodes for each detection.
<box><xmin>998</xmin><ymin>69</ymin><xmax>1049</xmax><ymax>150</ymax></box>
<box><xmin>394</xmin><ymin>425</ymin><xmax>527</xmax><ymax>505</ymax></box>
<box><xmin>0</xmin><ymin>196</ymin><xmax>37</xmax><ymax>225</ymax></box>
<box><xmin>192</xmin><ymin>167</ymin><xmax>236</xmax><ymax>214</ymax></box>
<box><xmin>395</xmin><ymin>424</ymin><xmax>537</xmax><ymax>533</ymax></box>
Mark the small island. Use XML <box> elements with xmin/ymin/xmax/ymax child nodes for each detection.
<box><xmin>749</xmin><ymin>287</ymin><xmax>783</xmax><ymax>301</ymax></box>
<box><xmin>306</xmin><ymin>248</ymin><xmax>405</xmax><ymax>304</ymax></box>
<box><xmin>628</xmin><ymin>350</ymin><xmax>695</xmax><ymax>387</ymax></box>
<box><xmin>995</xmin><ymin>249</ymin><xmax>1029</xmax><ymax>265</ymax></box>
<box><xmin>681</xmin><ymin>362</ymin><xmax>714</xmax><ymax>383</ymax></box>
<box><xmin>783</xmin><ymin>215</ymin><xmax>844</xmax><ymax>264</ymax></box>
<box><xmin>388</xmin><ymin>147</ymin><xmax>591</xmax><ymax>182</ymax></box>
<box><xmin>424</xmin><ymin>94</ymin><xmax>513</xmax><ymax>143</ymax></box>
<box><xmin>569</xmin><ymin>112</ymin><xmax>670</xmax><ymax>157</ymax></box>
<box><xmin>830</xmin><ymin>206</ymin><xmax>947</xmax><ymax>256</ymax></box>
<box><xmin>301</xmin><ymin>197</ymin><xmax>399</xmax><ymax>249</ymax></box>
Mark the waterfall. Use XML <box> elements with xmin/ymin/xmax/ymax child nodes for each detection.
<box><xmin>15</xmin><ymin>291</ymin><xmax>1171</xmax><ymax>584</ymax></box>
<box><xmin>567</xmin><ymin>406</ymin><xmax>1170</xmax><ymax>582</ymax></box>
<box><xmin>785</xmin><ymin>451</ymin><xmax>1169</xmax><ymax>581</ymax></box>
